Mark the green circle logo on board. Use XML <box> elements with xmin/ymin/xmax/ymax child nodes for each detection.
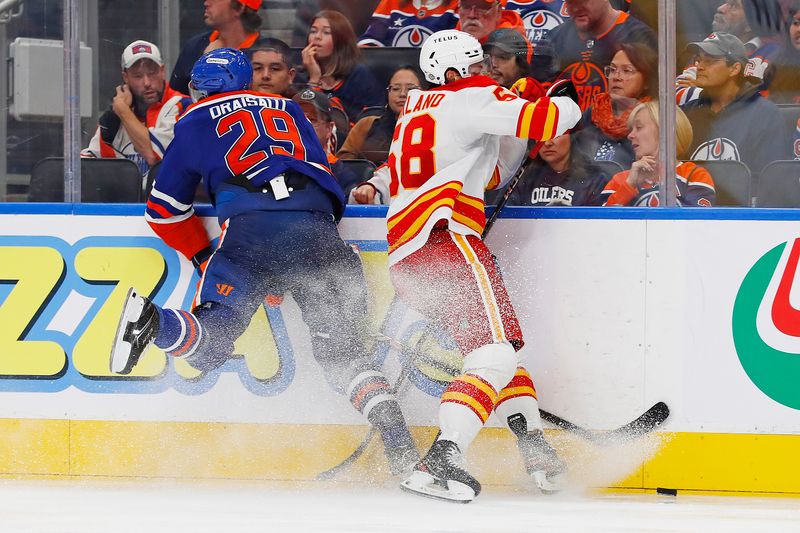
<box><xmin>732</xmin><ymin>239</ymin><xmax>800</xmax><ymax>410</ymax></box>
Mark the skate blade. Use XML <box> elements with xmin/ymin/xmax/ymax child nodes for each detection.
<box><xmin>532</xmin><ymin>470</ymin><xmax>566</xmax><ymax>495</ymax></box>
<box><xmin>109</xmin><ymin>288</ymin><xmax>144</xmax><ymax>374</ymax></box>
<box><xmin>400</xmin><ymin>471</ymin><xmax>475</xmax><ymax>504</ymax></box>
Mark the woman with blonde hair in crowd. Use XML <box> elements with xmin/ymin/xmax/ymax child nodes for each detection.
<box><xmin>601</xmin><ymin>101</ymin><xmax>716</xmax><ymax>206</ymax></box>
<box><xmin>302</xmin><ymin>10</ymin><xmax>385</xmax><ymax>123</ymax></box>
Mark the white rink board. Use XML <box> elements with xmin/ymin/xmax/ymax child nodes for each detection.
<box><xmin>0</xmin><ymin>211</ymin><xmax>799</xmax><ymax>434</ymax></box>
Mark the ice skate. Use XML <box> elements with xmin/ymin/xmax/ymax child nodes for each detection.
<box><xmin>383</xmin><ymin>442</ymin><xmax>420</xmax><ymax>476</ymax></box>
<box><xmin>109</xmin><ymin>288</ymin><xmax>160</xmax><ymax>375</ymax></box>
<box><xmin>517</xmin><ymin>429</ymin><xmax>567</xmax><ymax>494</ymax></box>
<box><xmin>400</xmin><ymin>439</ymin><xmax>481</xmax><ymax>504</ymax></box>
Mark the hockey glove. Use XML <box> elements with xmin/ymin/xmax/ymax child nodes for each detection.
<box><xmin>546</xmin><ymin>80</ymin><xmax>583</xmax><ymax>135</ymax></box>
<box><xmin>191</xmin><ymin>246</ymin><xmax>213</xmax><ymax>276</ymax></box>
<box><xmin>511</xmin><ymin>77</ymin><xmax>546</xmax><ymax>102</ymax></box>
<box><xmin>545</xmin><ymin>79</ymin><xmax>579</xmax><ymax>103</ymax></box>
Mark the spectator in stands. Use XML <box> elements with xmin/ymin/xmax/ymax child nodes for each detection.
<box><xmin>677</xmin><ymin>0</ymin><xmax>780</xmax><ymax>102</ymax></box>
<box><xmin>486</xmin><ymin>133</ymin><xmax>609</xmax><ymax>206</ymax></box>
<box><xmin>169</xmin><ymin>0</ymin><xmax>262</xmax><ymax>95</ymax></box>
<box><xmin>575</xmin><ymin>42</ymin><xmax>657</xmax><ymax>168</ymax></box>
<box><xmin>301</xmin><ymin>10</ymin><xmax>386</xmax><ymax>122</ymax></box>
<box><xmin>681</xmin><ymin>32</ymin><xmax>789</xmax><ymax>176</ymax></box>
<box><xmin>338</xmin><ymin>65</ymin><xmax>423</xmax><ymax>165</ymax></box>
<box><xmin>543</xmin><ymin>0</ymin><xmax>656</xmax><ymax>111</ymax></box>
<box><xmin>769</xmin><ymin>0</ymin><xmax>800</xmax><ymax>104</ymax></box>
<box><xmin>456</xmin><ymin>0</ymin><xmax>526</xmax><ymax>43</ymax></box>
<box><xmin>602</xmin><ymin>101</ymin><xmax>717</xmax><ymax>206</ymax></box>
<box><xmin>247</xmin><ymin>38</ymin><xmax>297</xmax><ymax>97</ymax></box>
<box><xmin>293</xmin><ymin>88</ymin><xmax>361</xmax><ymax>197</ymax></box>
<box><xmin>482</xmin><ymin>28</ymin><xmax>533</xmax><ymax>88</ymax></box>
<box><xmin>81</xmin><ymin>41</ymin><xmax>190</xmax><ymax>177</ymax></box>
<box><xmin>507</xmin><ymin>0</ymin><xmax>630</xmax><ymax>44</ymax></box>
<box><xmin>506</xmin><ymin>0</ymin><xmax>568</xmax><ymax>43</ymax></box>
<box><xmin>359</xmin><ymin>0</ymin><xmax>459</xmax><ymax>47</ymax></box>
<box><xmin>505</xmin><ymin>0</ymin><xmax>569</xmax><ymax>77</ymax></box>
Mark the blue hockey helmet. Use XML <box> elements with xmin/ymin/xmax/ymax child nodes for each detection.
<box><xmin>189</xmin><ymin>48</ymin><xmax>253</xmax><ymax>102</ymax></box>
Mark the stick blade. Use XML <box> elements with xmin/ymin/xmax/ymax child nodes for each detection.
<box><xmin>540</xmin><ymin>402</ymin><xmax>670</xmax><ymax>444</ymax></box>
<box><xmin>611</xmin><ymin>401</ymin><xmax>670</xmax><ymax>439</ymax></box>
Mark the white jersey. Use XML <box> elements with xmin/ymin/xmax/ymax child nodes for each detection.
<box><xmin>81</xmin><ymin>86</ymin><xmax>188</xmax><ymax>176</ymax></box>
<box><xmin>385</xmin><ymin>75</ymin><xmax>580</xmax><ymax>265</ymax></box>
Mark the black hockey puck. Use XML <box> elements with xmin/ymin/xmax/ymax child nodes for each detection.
<box><xmin>656</xmin><ymin>487</ymin><xmax>677</xmax><ymax>496</ymax></box>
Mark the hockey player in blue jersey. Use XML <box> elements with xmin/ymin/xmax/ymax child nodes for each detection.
<box><xmin>109</xmin><ymin>48</ymin><xmax>417</xmax><ymax>474</ymax></box>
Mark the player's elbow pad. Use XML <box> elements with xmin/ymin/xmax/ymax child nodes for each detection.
<box><xmin>551</xmin><ymin>96</ymin><xmax>582</xmax><ymax>138</ymax></box>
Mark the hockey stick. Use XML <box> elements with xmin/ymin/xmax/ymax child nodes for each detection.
<box><xmin>315</xmin><ymin>314</ymin><xmax>430</xmax><ymax>481</ymax></box>
<box><xmin>483</xmin><ymin>154</ymin><xmax>533</xmax><ymax>239</ymax></box>
<box><xmin>378</xmin><ymin>339</ymin><xmax>671</xmax><ymax>443</ymax></box>
<box><xmin>315</xmin><ymin>353</ymin><xmax>413</xmax><ymax>480</ymax></box>
<box><xmin>483</xmin><ymin>79</ymin><xmax>580</xmax><ymax>239</ymax></box>
<box><xmin>539</xmin><ymin>402</ymin><xmax>670</xmax><ymax>443</ymax></box>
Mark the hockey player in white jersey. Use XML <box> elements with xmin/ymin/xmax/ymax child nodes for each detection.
<box><xmin>387</xmin><ymin>29</ymin><xmax>582</xmax><ymax>503</ymax></box>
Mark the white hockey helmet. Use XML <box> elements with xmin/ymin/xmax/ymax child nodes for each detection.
<box><xmin>419</xmin><ymin>30</ymin><xmax>485</xmax><ymax>85</ymax></box>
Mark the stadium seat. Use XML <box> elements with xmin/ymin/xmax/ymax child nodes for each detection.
<box><xmin>144</xmin><ymin>160</ymin><xmax>212</xmax><ymax>204</ymax></box>
<box><xmin>28</xmin><ymin>157</ymin><xmax>143</xmax><ymax>202</ymax></box>
<box><xmin>685</xmin><ymin>160</ymin><xmax>752</xmax><ymax>207</ymax></box>
<box><xmin>359</xmin><ymin>47</ymin><xmax>422</xmax><ymax>89</ymax></box>
<box><xmin>777</xmin><ymin>104</ymin><xmax>800</xmax><ymax>133</ymax></box>
<box><xmin>754</xmin><ymin>160</ymin><xmax>800</xmax><ymax>208</ymax></box>
<box><xmin>339</xmin><ymin>158</ymin><xmax>377</xmax><ymax>198</ymax></box>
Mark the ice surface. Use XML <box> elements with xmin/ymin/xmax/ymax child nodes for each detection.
<box><xmin>0</xmin><ymin>478</ymin><xmax>798</xmax><ymax>533</ymax></box>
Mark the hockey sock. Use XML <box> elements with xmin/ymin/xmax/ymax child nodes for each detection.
<box><xmin>153</xmin><ymin>308</ymin><xmax>203</xmax><ymax>359</ymax></box>
<box><xmin>439</xmin><ymin>374</ymin><xmax>497</xmax><ymax>451</ymax></box>
<box><xmin>438</xmin><ymin>343</ymin><xmax>518</xmax><ymax>452</ymax></box>
<box><xmin>347</xmin><ymin>371</ymin><xmax>414</xmax><ymax>445</ymax></box>
<box><xmin>494</xmin><ymin>366</ymin><xmax>544</xmax><ymax>432</ymax></box>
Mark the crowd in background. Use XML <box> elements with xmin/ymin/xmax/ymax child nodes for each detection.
<box><xmin>52</xmin><ymin>1</ymin><xmax>800</xmax><ymax>206</ymax></box>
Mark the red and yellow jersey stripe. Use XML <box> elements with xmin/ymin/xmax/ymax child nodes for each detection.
<box><xmin>442</xmin><ymin>373</ymin><xmax>499</xmax><ymax>424</ymax></box>
<box><xmin>516</xmin><ymin>97</ymin><xmax>561</xmax><ymax>141</ymax></box>
<box><xmin>496</xmin><ymin>367</ymin><xmax>538</xmax><ymax>407</ymax></box>
<box><xmin>387</xmin><ymin>182</ymin><xmax>486</xmax><ymax>254</ymax></box>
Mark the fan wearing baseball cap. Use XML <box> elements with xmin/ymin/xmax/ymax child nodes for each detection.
<box><xmin>681</xmin><ymin>32</ymin><xmax>791</xmax><ymax>178</ymax></box>
<box><xmin>169</xmin><ymin>0</ymin><xmax>263</xmax><ymax>95</ymax></box>
<box><xmin>81</xmin><ymin>40</ymin><xmax>192</xmax><ymax>177</ymax></box>
<box><xmin>483</xmin><ymin>28</ymin><xmax>533</xmax><ymax>87</ymax></box>
<box><xmin>456</xmin><ymin>0</ymin><xmax>526</xmax><ymax>43</ymax></box>
<box><xmin>293</xmin><ymin>89</ymin><xmax>361</xmax><ymax>197</ymax></box>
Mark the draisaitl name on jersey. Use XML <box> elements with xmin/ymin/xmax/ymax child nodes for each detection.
<box><xmin>207</xmin><ymin>95</ymin><xmax>286</xmax><ymax>119</ymax></box>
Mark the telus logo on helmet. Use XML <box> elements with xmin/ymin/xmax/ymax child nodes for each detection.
<box><xmin>732</xmin><ymin>238</ymin><xmax>800</xmax><ymax>409</ymax></box>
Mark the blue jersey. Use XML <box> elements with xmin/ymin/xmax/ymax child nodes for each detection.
<box><xmin>358</xmin><ymin>0</ymin><xmax>459</xmax><ymax>47</ymax></box>
<box><xmin>147</xmin><ymin>90</ymin><xmax>345</xmax><ymax>225</ymax></box>
<box><xmin>507</xmin><ymin>0</ymin><xmax>568</xmax><ymax>47</ymax></box>
<box><xmin>545</xmin><ymin>11</ymin><xmax>656</xmax><ymax>111</ymax></box>
<box><xmin>682</xmin><ymin>85</ymin><xmax>791</xmax><ymax>176</ymax></box>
